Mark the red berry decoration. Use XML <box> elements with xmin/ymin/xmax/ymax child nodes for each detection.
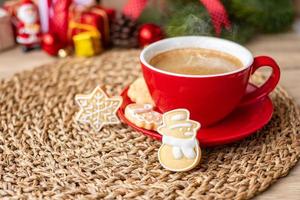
<box><xmin>138</xmin><ymin>23</ymin><xmax>164</xmax><ymax>47</ymax></box>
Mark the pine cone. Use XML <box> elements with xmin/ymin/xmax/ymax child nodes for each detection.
<box><xmin>110</xmin><ymin>14</ymin><xmax>139</xmax><ymax>48</ymax></box>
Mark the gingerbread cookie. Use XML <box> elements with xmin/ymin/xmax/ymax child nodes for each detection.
<box><xmin>125</xmin><ymin>103</ymin><xmax>162</xmax><ymax>131</ymax></box>
<box><xmin>157</xmin><ymin>109</ymin><xmax>201</xmax><ymax>172</ymax></box>
<box><xmin>128</xmin><ymin>77</ymin><xmax>154</xmax><ymax>106</ymax></box>
<box><xmin>75</xmin><ymin>86</ymin><xmax>122</xmax><ymax>131</ymax></box>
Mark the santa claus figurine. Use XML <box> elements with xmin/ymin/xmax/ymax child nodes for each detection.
<box><xmin>16</xmin><ymin>0</ymin><xmax>41</xmax><ymax>52</ymax></box>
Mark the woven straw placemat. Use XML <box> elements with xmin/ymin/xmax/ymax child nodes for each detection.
<box><xmin>1</xmin><ymin>50</ymin><xmax>300</xmax><ymax>200</ymax></box>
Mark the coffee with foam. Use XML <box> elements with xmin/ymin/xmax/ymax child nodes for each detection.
<box><xmin>149</xmin><ymin>48</ymin><xmax>243</xmax><ymax>75</ymax></box>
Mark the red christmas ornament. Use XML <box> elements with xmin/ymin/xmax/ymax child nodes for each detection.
<box><xmin>41</xmin><ymin>33</ymin><xmax>63</xmax><ymax>56</ymax></box>
<box><xmin>138</xmin><ymin>23</ymin><xmax>164</xmax><ymax>47</ymax></box>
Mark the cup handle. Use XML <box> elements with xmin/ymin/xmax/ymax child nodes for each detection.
<box><xmin>239</xmin><ymin>56</ymin><xmax>280</xmax><ymax>107</ymax></box>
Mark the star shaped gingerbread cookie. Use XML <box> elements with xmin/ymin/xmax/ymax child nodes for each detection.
<box><xmin>75</xmin><ymin>86</ymin><xmax>122</xmax><ymax>131</ymax></box>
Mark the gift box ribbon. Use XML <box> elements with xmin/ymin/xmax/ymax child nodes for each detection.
<box><xmin>68</xmin><ymin>20</ymin><xmax>100</xmax><ymax>39</ymax></box>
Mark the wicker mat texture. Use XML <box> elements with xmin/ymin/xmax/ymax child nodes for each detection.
<box><xmin>1</xmin><ymin>49</ymin><xmax>300</xmax><ymax>200</ymax></box>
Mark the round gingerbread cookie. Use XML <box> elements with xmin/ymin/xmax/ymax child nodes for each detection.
<box><xmin>127</xmin><ymin>77</ymin><xmax>154</xmax><ymax>105</ymax></box>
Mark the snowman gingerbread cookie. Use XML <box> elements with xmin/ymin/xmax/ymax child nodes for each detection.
<box><xmin>157</xmin><ymin>109</ymin><xmax>201</xmax><ymax>172</ymax></box>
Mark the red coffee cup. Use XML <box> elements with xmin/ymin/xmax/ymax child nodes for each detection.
<box><xmin>140</xmin><ymin>36</ymin><xmax>280</xmax><ymax>127</ymax></box>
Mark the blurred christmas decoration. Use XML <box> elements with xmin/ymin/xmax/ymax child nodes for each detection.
<box><xmin>41</xmin><ymin>32</ymin><xmax>63</xmax><ymax>56</ymax></box>
<box><xmin>73</xmin><ymin>0</ymin><xmax>96</xmax><ymax>8</ymax></box>
<box><xmin>224</xmin><ymin>0</ymin><xmax>295</xmax><ymax>33</ymax></box>
<box><xmin>137</xmin><ymin>0</ymin><xmax>168</xmax><ymax>26</ymax></box>
<box><xmin>123</xmin><ymin>0</ymin><xmax>149</xmax><ymax>20</ymax></box>
<box><xmin>110</xmin><ymin>14</ymin><xmax>139</xmax><ymax>48</ymax></box>
<box><xmin>58</xmin><ymin>47</ymin><xmax>73</xmax><ymax>58</ymax></box>
<box><xmin>71</xmin><ymin>21</ymin><xmax>102</xmax><ymax>57</ymax></box>
<box><xmin>1</xmin><ymin>0</ymin><xmax>296</xmax><ymax>56</ymax></box>
<box><xmin>137</xmin><ymin>0</ymin><xmax>295</xmax><ymax>43</ymax></box>
<box><xmin>0</xmin><ymin>8</ymin><xmax>15</xmax><ymax>51</ymax></box>
<box><xmin>138</xmin><ymin>23</ymin><xmax>164</xmax><ymax>47</ymax></box>
<box><xmin>48</xmin><ymin>0</ymin><xmax>72</xmax><ymax>47</ymax></box>
<box><xmin>69</xmin><ymin>4</ymin><xmax>115</xmax><ymax>47</ymax></box>
<box><xmin>16</xmin><ymin>0</ymin><xmax>41</xmax><ymax>52</ymax></box>
<box><xmin>110</xmin><ymin>0</ymin><xmax>164</xmax><ymax>48</ymax></box>
<box><xmin>38</xmin><ymin>0</ymin><xmax>49</xmax><ymax>33</ymax></box>
<box><xmin>3</xmin><ymin>0</ymin><xmax>21</xmax><ymax>21</ymax></box>
<box><xmin>37</xmin><ymin>0</ymin><xmax>115</xmax><ymax>56</ymax></box>
<box><xmin>3</xmin><ymin>0</ymin><xmax>32</xmax><ymax>41</ymax></box>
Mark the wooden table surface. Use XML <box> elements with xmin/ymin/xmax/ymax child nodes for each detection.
<box><xmin>0</xmin><ymin>32</ymin><xmax>299</xmax><ymax>199</ymax></box>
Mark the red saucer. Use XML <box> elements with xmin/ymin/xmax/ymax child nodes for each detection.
<box><xmin>117</xmin><ymin>84</ymin><xmax>273</xmax><ymax>147</ymax></box>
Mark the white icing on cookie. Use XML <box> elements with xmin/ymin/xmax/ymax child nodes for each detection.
<box><xmin>169</xmin><ymin>123</ymin><xmax>192</xmax><ymax>129</ymax></box>
<box><xmin>182</xmin><ymin>147</ymin><xmax>196</xmax><ymax>159</ymax></box>
<box><xmin>125</xmin><ymin>103</ymin><xmax>162</xmax><ymax>128</ymax></box>
<box><xmin>143</xmin><ymin>111</ymin><xmax>162</xmax><ymax>124</ymax></box>
<box><xmin>184</xmin><ymin>131</ymin><xmax>194</xmax><ymax>137</ymax></box>
<box><xmin>171</xmin><ymin>114</ymin><xmax>186</xmax><ymax>121</ymax></box>
<box><xmin>162</xmin><ymin>135</ymin><xmax>197</xmax><ymax>159</ymax></box>
<box><xmin>172</xmin><ymin>146</ymin><xmax>183</xmax><ymax>159</ymax></box>
<box><xmin>133</xmin><ymin>104</ymin><xmax>153</xmax><ymax>114</ymax></box>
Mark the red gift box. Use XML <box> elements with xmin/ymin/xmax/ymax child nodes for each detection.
<box><xmin>69</xmin><ymin>5</ymin><xmax>115</xmax><ymax>47</ymax></box>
